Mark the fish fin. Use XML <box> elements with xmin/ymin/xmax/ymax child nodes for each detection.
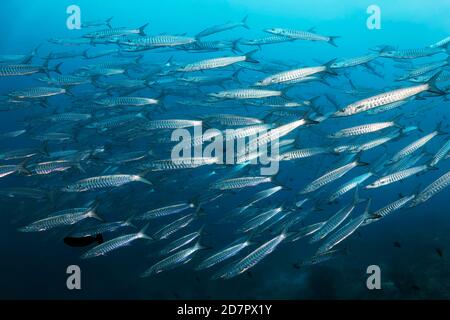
<box><xmin>241</xmin><ymin>15</ymin><xmax>250</xmax><ymax>29</ymax></box>
<box><xmin>124</xmin><ymin>214</ymin><xmax>137</xmax><ymax>229</ymax></box>
<box><xmin>244</xmin><ymin>49</ymin><xmax>259</xmax><ymax>64</ymax></box>
<box><xmin>138</xmin><ymin>223</ymin><xmax>153</xmax><ymax>240</ymax></box>
<box><xmin>51</xmin><ymin>62</ymin><xmax>63</xmax><ymax>74</ymax></box>
<box><xmin>88</xmin><ymin>210</ymin><xmax>104</xmax><ymax>222</ymax></box>
<box><xmin>232</xmin><ymin>39</ymin><xmax>243</xmax><ymax>54</ymax></box>
<box><xmin>17</xmin><ymin>159</ymin><xmax>31</xmax><ymax>175</ymax></box>
<box><xmin>323</xmin><ymin>58</ymin><xmax>338</xmax><ymax>74</ymax></box>
<box><xmin>327</xmin><ymin>36</ymin><xmax>340</xmax><ymax>47</ymax></box>
<box><xmin>355</xmin><ymin>152</ymin><xmax>369</xmax><ymax>167</ymax></box>
<box><xmin>352</xmin><ymin>185</ymin><xmax>363</xmax><ymax>205</ymax></box>
<box><xmin>106</xmin><ymin>17</ymin><xmax>113</xmax><ymax>28</ymax></box>
<box><xmin>138</xmin><ymin>23</ymin><xmax>149</xmax><ymax>36</ymax></box>
<box><xmin>436</xmin><ymin>121</ymin><xmax>449</xmax><ymax>135</ymax></box>
<box><xmin>363</xmin><ymin>198</ymin><xmax>373</xmax><ymax>217</ymax></box>
<box><xmin>426</xmin><ymin>71</ymin><xmax>445</xmax><ymax>95</ymax></box>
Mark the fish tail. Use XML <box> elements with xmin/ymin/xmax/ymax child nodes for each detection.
<box><xmin>17</xmin><ymin>159</ymin><xmax>31</xmax><ymax>175</ymax></box>
<box><xmin>323</xmin><ymin>58</ymin><xmax>338</xmax><ymax>75</ymax></box>
<box><xmin>89</xmin><ymin>211</ymin><xmax>103</xmax><ymax>222</ymax></box>
<box><xmin>137</xmin><ymin>223</ymin><xmax>153</xmax><ymax>240</ymax></box>
<box><xmin>328</xmin><ymin>35</ymin><xmax>340</xmax><ymax>47</ymax></box>
<box><xmin>106</xmin><ymin>17</ymin><xmax>113</xmax><ymax>28</ymax></box>
<box><xmin>436</xmin><ymin>121</ymin><xmax>449</xmax><ymax>135</ymax></box>
<box><xmin>231</xmin><ymin>39</ymin><xmax>243</xmax><ymax>54</ymax></box>
<box><xmin>137</xmin><ymin>169</ymin><xmax>153</xmax><ymax>185</ymax></box>
<box><xmin>426</xmin><ymin>71</ymin><xmax>445</xmax><ymax>95</ymax></box>
<box><xmin>244</xmin><ymin>49</ymin><xmax>259</xmax><ymax>64</ymax></box>
<box><xmin>138</xmin><ymin>23</ymin><xmax>149</xmax><ymax>36</ymax></box>
<box><xmin>241</xmin><ymin>15</ymin><xmax>250</xmax><ymax>29</ymax></box>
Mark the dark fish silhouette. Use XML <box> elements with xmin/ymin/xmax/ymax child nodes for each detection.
<box><xmin>64</xmin><ymin>234</ymin><xmax>104</xmax><ymax>247</ymax></box>
<box><xmin>393</xmin><ymin>241</ymin><xmax>401</xmax><ymax>248</ymax></box>
<box><xmin>435</xmin><ymin>248</ymin><xmax>444</xmax><ymax>258</ymax></box>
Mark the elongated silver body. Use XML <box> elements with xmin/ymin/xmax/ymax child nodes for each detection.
<box><xmin>196</xmin><ymin>238</ymin><xmax>252</xmax><ymax>271</ymax></box>
<box><xmin>300</xmin><ymin>160</ymin><xmax>364</xmax><ymax>194</ymax></box>
<box><xmin>19</xmin><ymin>208</ymin><xmax>98</xmax><ymax>232</ymax></box>
<box><xmin>329</xmin><ymin>121</ymin><xmax>396</xmax><ymax>138</ymax></box>
<box><xmin>363</xmin><ymin>195</ymin><xmax>415</xmax><ymax>225</ymax></box>
<box><xmin>159</xmin><ymin>230</ymin><xmax>202</xmax><ymax>256</ymax></box>
<box><xmin>316</xmin><ymin>213</ymin><xmax>367</xmax><ymax>254</ymax></box>
<box><xmin>311</xmin><ymin>196</ymin><xmax>359</xmax><ymax>243</ymax></box>
<box><xmin>63</xmin><ymin>174</ymin><xmax>151</xmax><ymax>192</ymax></box>
<box><xmin>28</xmin><ymin>160</ymin><xmax>77</xmax><ymax>175</ymax></box>
<box><xmin>389</xmin><ymin>131</ymin><xmax>440</xmax><ymax>163</ymax></box>
<box><xmin>211</xmin><ymin>176</ymin><xmax>272</xmax><ymax>190</ymax></box>
<box><xmin>135</xmin><ymin>202</ymin><xmax>194</xmax><ymax>220</ymax></box>
<box><xmin>380</xmin><ymin>47</ymin><xmax>445</xmax><ymax>59</ymax></box>
<box><xmin>144</xmin><ymin>119</ymin><xmax>202</xmax><ymax>130</ymax></box>
<box><xmin>330</xmin><ymin>53</ymin><xmax>379</xmax><ymax>69</ymax></box>
<box><xmin>81</xmin><ymin>231</ymin><xmax>149</xmax><ymax>259</ymax></box>
<box><xmin>96</xmin><ymin>97</ymin><xmax>158</xmax><ymax>107</ymax></box>
<box><xmin>256</xmin><ymin>65</ymin><xmax>327</xmax><ymax>86</ymax></box>
<box><xmin>9</xmin><ymin>87</ymin><xmax>66</xmax><ymax>99</ymax></box>
<box><xmin>203</xmin><ymin>114</ymin><xmax>263</xmax><ymax>126</ymax></box>
<box><xmin>430</xmin><ymin>139</ymin><xmax>450</xmax><ymax>167</ymax></box>
<box><xmin>209</xmin><ymin>88</ymin><xmax>282</xmax><ymax>100</ymax></box>
<box><xmin>327</xmin><ymin>173</ymin><xmax>373</xmax><ymax>203</ymax></box>
<box><xmin>178</xmin><ymin>55</ymin><xmax>248</xmax><ymax>72</ymax></box>
<box><xmin>71</xmin><ymin>220</ymin><xmax>133</xmax><ymax>237</ymax></box>
<box><xmin>0</xmin><ymin>164</ymin><xmax>25</xmax><ymax>178</ymax></box>
<box><xmin>153</xmin><ymin>214</ymin><xmax>195</xmax><ymax>240</ymax></box>
<box><xmin>0</xmin><ymin>64</ymin><xmax>44</xmax><ymax>76</ymax></box>
<box><xmin>214</xmin><ymin>231</ymin><xmax>287</xmax><ymax>279</ymax></box>
<box><xmin>141</xmin><ymin>157</ymin><xmax>218</xmax><ymax>171</ymax></box>
<box><xmin>265</xmin><ymin>28</ymin><xmax>335</xmax><ymax>44</ymax></box>
<box><xmin>83</xmin><ymin>24</ymin><xmax>148</xmax><ymax>39</ymax></box>
<box><xmin>239</xmin><ymin>207</ymin><xmax>283</xmax><ymax>233</ymax></box>
<box><xmin>366</xmin><ymin>165</ymin><xmax>428</xmax><ymax>189</ymax></box>
<box><xmin>410</xmin><ymin>171</ymin><xmax>450</xmax><ymax>207</ymax></box>
<box><xmin>141</xmin><ymin>242</ymin><xmax>203</xmax><ymax>276</ymax></box>
<box><xmin>335</xmin><ymin>83</ymin><xmax>432</xmax><ymax>117</ymax></box>
<box><xmin>122</xmin><ymin>35</ymin><xmax>196</xmax><ymax>48</ymax></box>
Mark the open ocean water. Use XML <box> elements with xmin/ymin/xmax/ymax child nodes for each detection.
<box><xmin>0</xmin><ymin>0</ymin><xmax>449</xmax><ymax>299</ymax></box>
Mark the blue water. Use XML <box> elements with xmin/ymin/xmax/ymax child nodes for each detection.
<box><xmin>0</xmin><ymin>0</ymin><xmax>449</xmax><ymax>299</ymax></box>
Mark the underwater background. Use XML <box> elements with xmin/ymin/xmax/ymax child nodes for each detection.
<box><xmin>0</xmin><ymin>0</ymin><xmax>449</xmax><ymax>299</ymax></box>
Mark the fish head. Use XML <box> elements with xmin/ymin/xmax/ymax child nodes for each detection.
<box><xmin>264</xmin><ymin>28</ymin><xmax>283</xmax><ymax>35</ymax></box>
<box><xmin>333</xmin><ymin>109</ymin><xmax>347</xmax><ymax>117</ymax></box>
<box><xmin>380</xmin><ymin>50</ymin><xmax>395</xmax><ymax>57</ymax></box>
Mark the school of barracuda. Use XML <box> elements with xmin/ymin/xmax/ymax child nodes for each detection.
<box><xmin>0</xmin><ymin>15</ymin><xmax>449</xmax><ymax>280</ymax></box>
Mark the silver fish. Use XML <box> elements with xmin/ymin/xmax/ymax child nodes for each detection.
<box><xmin>264</xmin><ymin>27</ymin><xmax>339</xmax><ymax>46</ymax></box>
<box><xmin>63</xmin><ymin>174</ymin><xmax>152</xmax><ymax>192</ymax></box>
<box><xmin>19</xmin><ymin>207</ymin><xmax>100</xmax><ymax>232</ymax></box>
<box><xmin>81</xmin><ymin>225</ymin><xmax>151</xmax><ymax>259</ymax></box>
<box><xmin>316</xmin><ymin>200</ymin><xmax>372</xmax><ymax>254</ymax></box>
<box><xmin>410</xmin><ymin>170</ymin><xmax>450</xmax><ymax>207</ymax></box>
<box><xmin>363</xmin><ymin>195</ymin><xmax>414</xmax><ymax>225</ymax></box>
<box><xmin>213</xmin><ymin>230</ymin><xmax>288</xmax><ymax>279</ymax></box>
<box><xmin>310</xmin><ymin>189</ymin><xmax>361</xmax><ymax>243</ymax></box>
<box><xmin>141</xmin><ymin>241</ymin><xmax>205</xmax><ymax>276</ymax></box>
<box><xmin>299</xmin><ymin>158</ymin><xmax>368</xmax><ymax>194</ymax></box>
<box><xmin>135</xmin><ymin>202</ymin><xmax>195</xmax><ymax>220</ymax></box>
<box><xmin>153</xmin><ymin>214</ymin><xmax>196</xmax><ymax>240</ymax></box>
<box><xmin>366</xmin><ymin>165</ymin><xmax>430</xmax><ymax>189</ymax></box>
<box><xmin>83</xmin><ymin>24</ymin><xmax>148</xmax><ymax>39</ymax></box>
<box><xmin>177</xmin><ymin>50</ymin><xmax>258</xmax><ymax>72</ymax></box>
<box><xmin>196</xmin><ymin>236</ymin><xmax>253</xmax><ymax>271</ymax></box>
<box><xmin>196</xmin><ymin>15</ymin><xmax>249</xmax><ymax>38</ymax></box>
